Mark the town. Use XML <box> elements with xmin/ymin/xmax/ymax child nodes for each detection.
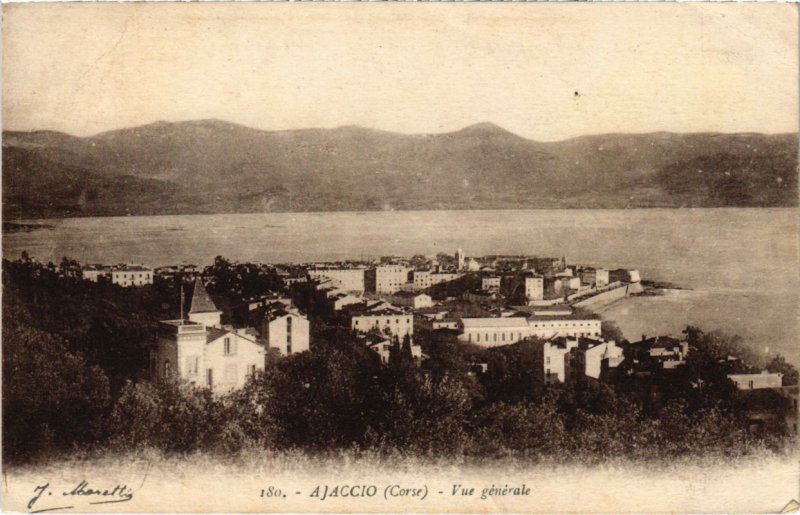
<box><xmin>31</xmin><ymin>249</ymin><xmax>794</xmax><ymax>401</ymax></box>
<box><xmin>4</xmin><ymin>248</ymin><xmax>797</xmax><ymax>466</ymax></box>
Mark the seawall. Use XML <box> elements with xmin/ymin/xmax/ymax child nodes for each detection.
<box><xmin>572</xmin><ymin>282</ymin><xmax>643</xmax><ymax>309</ymax></box>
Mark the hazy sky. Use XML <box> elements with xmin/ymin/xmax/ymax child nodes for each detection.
<box><xmin>3</xmin><ymin>3</ymin><xmax>798</xmax><ymax>140</ymax></box>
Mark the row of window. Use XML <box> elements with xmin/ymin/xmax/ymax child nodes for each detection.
<box><xmin>531</xmin><ymin>322</ymin><xmax>599</xmax><ymax>328</ymax></box>
<box><xmin>354</xmin><ymin>318</ymin><xmax>411</xmax><ymax>326</ymax></box>
<box><xmin>466</xmin><ymin>329</ymin><xmax>599</xmax><ymax>343</ymax></box>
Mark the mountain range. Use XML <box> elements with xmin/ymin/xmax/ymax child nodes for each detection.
<box><xmin>3</xmin><ymin>120</ymin><xmax>797</xmax><ymax>219</ymax></box>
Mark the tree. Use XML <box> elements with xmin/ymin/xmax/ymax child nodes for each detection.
<box><xmin>601</xmin><ymin>320</ymin><xmax>625</xmax><ymax>342</ymax></box>
<box><xmin>3</xmin><ymin>291</ymin><xmax>111</xmax><ymax>461</ymax></box>
<box><xmin>766</xmin><ymin>355</ymin><xmax>799</xmax><ymax>386</ymax></box>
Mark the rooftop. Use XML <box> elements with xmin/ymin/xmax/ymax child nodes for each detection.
<box><xmin>189</xmin><ymin>277</ymin><xmax>220</xmax><ymax>314</ymax></box>
<box><xmin>461</xmin><ymin>317</ymin><xmax>530</xmax><ymax>328</ymax></box>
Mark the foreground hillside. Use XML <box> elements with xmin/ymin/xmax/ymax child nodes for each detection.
<box><xmin>3</xmin><ymin>121</ymin><xmax>797</xmax><ymax>218</ymax></box>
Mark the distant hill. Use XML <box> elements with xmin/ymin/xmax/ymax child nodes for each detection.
<box><xmin>3</xmin><ymin>120</ymin><xmax>797</xmax><ymax>218</ymax></box>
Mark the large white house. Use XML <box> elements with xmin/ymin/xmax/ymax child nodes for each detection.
<box><xmin>260</xmin><ymin>305</ymin><xmax>310</xmax><ymax>356</ymax></box>
<box><xmin>367</xmin><ymin>265</ymin><xmax>412</xmax><ymax>293</ymax></box>
<box><xmin>111</xmin><ymin>265</ymin><xmax>153</xmax><ymax>287</ymax></box>
<box><xmin>152</xmin><ymin>278</ymin><xmax>265</xmax><ymax>394</ymax></box>
<box><xmin>352</xmin><ymin>309</ymin><xmax>414</xmax><ymax>339</ymax></box>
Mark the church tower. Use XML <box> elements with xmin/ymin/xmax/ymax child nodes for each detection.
<box><xmin>455</xmin><ymin>248</ymin><xmax>465</xmax><ymax>271</ymax></box>
<box><xmin>188</xmin><ymin>277</ymin><xmax>222</xmax><ymax>328</ymax></box>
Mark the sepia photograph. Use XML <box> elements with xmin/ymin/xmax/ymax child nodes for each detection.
<box><xmin>2</xmin><ymin>2</ymin><xmax>798</xmax><ymax>513</ymax></box>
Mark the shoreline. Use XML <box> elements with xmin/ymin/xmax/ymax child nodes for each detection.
<box><xmin>4</xmin><ymin>205</ymin><xmax>799</xmax><ymax>225</ymax></box>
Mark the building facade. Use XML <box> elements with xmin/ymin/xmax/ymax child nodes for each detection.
<box><xmin>152</xmin><ymin>278</ymin><xmax>265</xmax><ymax>394</ymax></box>
<box><xmin>728</xmin><ymin>372</ymin><xmax>783</xmax><ymax>390</ymax></box>
<box><xmin>528</xmin><ymin>317</ymin><xmax>602</xmax><ymax>339</ymax></box>
<box><xmin>261</xmin><ymin>307</ymin><xmax>311</xmax><ymax>356</ymax></box>
<box><xmin>351</xmin><ymin>310</ymin><xmax>414</xmax><ymax>339</ymax></box>
<box><xmin>524</xmin><ymin>275</ymin><xmax>544</xmax><ymax>302</ymax></box>
<box><xmin>367</xmin><ymin>265</ymin><xmax>412</xmax><ymax>294</ymax></box>
<box><xmin>412</xmin><ymin>271</ymin><xmax>463</xmax><ymax>290</ymax></box>
<box><xmin>111</xmin><ymin>265</ymin><xmax>154</xmax><ymax>287</ymax></box>
<box><xmin>458</xmin><ymin>317</ymin><xmax>532</xmax><ymax>347</ymax></box>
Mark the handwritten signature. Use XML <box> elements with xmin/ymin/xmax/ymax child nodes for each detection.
<box><xmin>27</xmin><ymin>481</ymin><xmax>134</xmax><ymax>513</ymax></box>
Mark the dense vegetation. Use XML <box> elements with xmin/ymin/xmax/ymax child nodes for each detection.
<box><xmin>4</xmin><ymin>122</ymin><xmax>797</xmax><ymax>218</ymax></box>
<box><xmin>3</xmin><ymin>256</ymin><xmax>796</xmax><ymax>465</ymax></box>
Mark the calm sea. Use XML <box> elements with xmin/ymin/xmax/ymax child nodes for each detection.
<box><xmin>4</xmin><ymin>208</ymin><xmax>798</xmax><ymax>363</ymax></box>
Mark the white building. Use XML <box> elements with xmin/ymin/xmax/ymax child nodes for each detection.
<box><xmin>368</xmin><ymin>265</ymin><xmax>412</xmax><ymax>294</ymax></box>
<box><xmin>388</xmin><ymin>291</ymin><xmax>433</xmax><ymax>309</ymax></box>
<box><xmin>580</xmin><ymin>339</ymin><xmax>624</xmax><ymax>379</ymax></box>
<box><xmin>458</xmin><ymin>317</ymin><xmax>532</xmax><ymax>347</ymax></box>
<box><xmin>352</xmin><ymin>310</ymin><xmax>414</xmax><ymax>339</ymax></box>
<box><xmin>543</xmin><ymin>337</ymin><xmax>623</xmax><ymax>383</ymax></box>
<box><xmin>543</xmin><ymin>338</ymin><xmax>579</xmax><ymax>382</ymax></box>
<box><xmin>111</xmin><ymin>265</ymin><xmax>154</xmax><ymax>287</ymax></box>
<box><xmin>308</xmin><ymin>268</ymin><xmax>365</xmax><ymax>293</ymax></box>
<box><xmin>152</xmin><ymin>278</ymin><xmax>265</xmax><ymax>394</ymax></box>
<box><xmin>412</xmin><ymin>271</ymin><xmax>464</xmax><ymax>290</ymax></box>
<box><xmin>261</xmin><ymin>306</ymin><xmax>310</xmax><ymax>356</ymax></box>
<box><xmin>524</xmin><ymin>275</ymin><xmax>544</xmax><ymax>302</ymax></box>
<box><xmin>728</xmin><ymin>372</ymin><xmax>783</xmax><ymax>390</ymax></box>
<box><xmin>458</xmin><ymin>315</ymin><xmax>601</xmax><ymax>346</ymax></box>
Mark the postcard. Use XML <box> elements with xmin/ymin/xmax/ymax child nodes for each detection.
<box><xmin>2</xmin><ymin>2</ymin><xmax>798</xmax><ymax>513</ymax></box>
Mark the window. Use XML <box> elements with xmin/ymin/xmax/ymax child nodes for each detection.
<box><xmin>287</xmin><ymin>344</ymin><xmax>292</xmax><ymax>355</ymax></box>
<box><xmin>476</xmin><ymin>333</ymin><xmax>480</xmax><ymax>343</ymax></box>
<box><xmin>748</xmin><ymin>380</ymin><xmax>754</xmax><ymax>389</ymax></box>
<box><xmin>249</xmin><ymin>364</ymin><xmax>256</xmax><ymax>376</ymax></box>
<box><xmin>207</xmin><ymin>368</ymin><xmax>213</xmax><ymax>388</ymax></box>
<box><xmin>164</xmin><ymin>360</ymin><xmax>171</xmax><ymax>377</ymax></box>
<box><xmin>546</xmin><ymin>357</ymin><xmax>551</xmax><ymax>365</ymax></box>
<box><xmin>224</xmin><ymin>337</ymin><xmax>234</xmax><ymax>355</ymax></box>
<box><xmin>493</xmin><ymin>333</ymin><xmax>497</xmax><ymax>342</ymax></box>
<box><xmin>468</xmin><ymin>334</ymin><xmax>472</xmax><ymax>342</ymax></box>
<box><xmin>501</xmin><ymin>333</ymin><xmax>505</xmax><ymax>341</ymax></box>
<box><xmin>186</xmin><ymin>356</ymin><xmax>199</xmax><ymax>375</ymax></box>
